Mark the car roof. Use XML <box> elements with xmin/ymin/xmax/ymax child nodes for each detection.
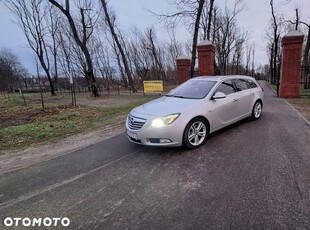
<box><xmin>191</xmin><ymin>75</ymin><xmax>256</xmax><ymax>82</ymax></box>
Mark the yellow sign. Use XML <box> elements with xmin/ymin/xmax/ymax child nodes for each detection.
<box><xmin>143</xmin><ymin>80</ymin><xmax>163</xmax><ymax>94</ymax></box>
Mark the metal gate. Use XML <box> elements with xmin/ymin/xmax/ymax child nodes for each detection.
<box><xmin>300</xmin><ymin>65</ymin><xmax>310</xmax><ymax>96</ymax></box>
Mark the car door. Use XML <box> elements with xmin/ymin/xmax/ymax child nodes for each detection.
<box><xmin>233</xmin><ymin>79</ymin><xmax>254</xmax><ymax>118</ymax></box>
<box><xmin>210</xmin><ymin>80</ymin><xmax>239</xmax><ymax>131</ymax></box>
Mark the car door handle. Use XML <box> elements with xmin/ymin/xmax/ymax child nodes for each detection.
<box><xmin>233</xmin><ymin>98</ymin><xmax>238</xmax><ymax>102</ymax></box>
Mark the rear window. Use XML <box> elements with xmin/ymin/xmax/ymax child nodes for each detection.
<box><xmin>234</xmin><ymin>79</ymin><xmax>249</xmax><ymax>91</ymax></box>
<box><xmin>234</xmin><ymin>79</ymin><xmax>258</xmax><ymax>91</ymax></box>
<box><xmin>246</xmin><ymin>80</ymin><xmax>258</xmax><ymax>88</ymax></box>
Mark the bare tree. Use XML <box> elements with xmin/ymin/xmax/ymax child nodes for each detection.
<box><xmin>245</xmin><ymin>44</ymin><xmax>252</xmax><ymax>75</ymax></box>
<box><xmin>213</xmin><ymin>0</ymin><xmax>247</xmax><ymax>75</ymax></box>
<box><xmin>150</xmin><ymin>0</ymin><xmax>206</xmax><ymax>78</ymax></box>
<box><xmin>301</xmin><ymin>22</ymin><xmax>310</xmax><ymax>68</ymax></box>
<box><xmin>127</xmin><ymin>28</ymin><xmax>152</xmax><ymax>83</ymax></box>
<box><xmin>2</xmin><ymin>0</ymin><xmax>57</xmax><ymax>95</ymax></box>
<box><xmin>48</xmin><ymin>0</ymin><xmax>100</xmax><ymax>96</ymax></box>
<box><xmin>46</xmin><ymin>5</ymin><xmax>60</xmax><ymax>92</ymax></box>
<box><xmin>269</xmin><ymin>0</ymin><xmax>281</xmax><ymax>86</ymax></box>
<box><xmin>251</xmin><ymin>44</ymin><xmax>256</xmax><ymax>77</ymax></box>
<box><xmin>93</xmin><ymin>39</ymin><xmax>114</xmax><ymax>93</ymax></box>
<box><xmin>297</xmin><ymin>20</ymin><xmax>310</xmax><ymax>89</ymax></box>
<box><xmin>190</xmin><ymin>0</ymin><xmax>205</xmax><ymax>78</ymax></box>
<box><xmin>100</xmin><ymin>0</ymin><xmax>137</xmax><ymax>92</ymax></box>
<box><xmin>144</xmin><ymin>28</ymin><xmax>166</xmax><ymax>81</ymax></box>
<box><xmin>0</xmin><ymin>49</ymin><xmax>18</xmax><ymax>92</ymax></box>
<box><xmin>231</xmin><ymin>40</ymin><xmax>243</xmax><ymax>74</ymax></box>
<box><xmin>201</xmin><ymin>0</ymin><xmax>215</xmax><ymax>40</ymax></box>
<box><xmin>166</xmin><ymin>28</ymin><xmax>183</xmax><ymax>69</ymax></box>
<box><xmin>0</xmin><ymin>48</ymin><xmax>29</xmax><ymax>93</ymax></box>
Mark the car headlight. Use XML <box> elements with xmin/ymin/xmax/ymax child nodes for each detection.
<box><xmin>151</xmin><ymin>113</ymin><xmax>180</xmax><ymax>128</ymax></box>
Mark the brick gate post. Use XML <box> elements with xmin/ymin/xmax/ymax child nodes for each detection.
<box><xmin>197</xmin><ymin>40</ymin><xmax>215</xmax><ymax>76</ymax></box>
<box><xmin>176</xmin><ymin>56</ymin><xmax>191</xmax><ymax>84</ymax></box>
<box><xmin>280</xmin><ymin>31</ymin><xmax>304</xmax><ymax>98</ymax></box>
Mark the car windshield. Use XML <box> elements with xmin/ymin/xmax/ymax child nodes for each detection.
<box><xmin>166</xmin><ymin>80</ymin><xmax>216</xmax><ymax>99</ymax></box>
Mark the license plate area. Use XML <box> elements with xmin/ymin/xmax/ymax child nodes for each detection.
<box><xmin>127</xmin><ymin>130</ymin><xmax>138</xmax><ymax>140</ymax></box>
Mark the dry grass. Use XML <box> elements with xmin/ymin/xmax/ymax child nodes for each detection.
<box><xmin>0</xmin><ymin>93</ymin><xmax>159</xmax><ymax>152</ymax></box>
<box><xmin>286</xmin><ymin>98</ymin><xmax>310</xmax><ymax>122</ymax></box>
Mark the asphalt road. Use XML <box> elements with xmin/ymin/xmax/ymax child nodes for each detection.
<box><xmin>0</xmin><ymin>82</ymin><xmax>310</xmax><ymax>229</ymax></box>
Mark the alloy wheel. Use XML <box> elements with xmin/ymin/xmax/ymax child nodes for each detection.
<box><xmin>187</xmin><ymin>121</ymin><xmax>207</xmax><ymax>147</ymax></box>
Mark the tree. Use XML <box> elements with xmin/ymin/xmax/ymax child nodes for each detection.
<box><xmin>269</xmin><ymin>0</ymin><xmax>281</xmax><ymax>86</ymax></box>
<box><xmin>127</xmin><ymin>28</ymin><xmax>152</xmax><ymax>83</ymax></box>
<box><xmin>213</xmin><ymin>0</ymin><xmax>247</xmax><ymax>75</ymax></box>
<box><xmin>151</xmin><ymin>0</ymin><xmax>206</xmax><ymax>78</ymax></box>
<box><xmin>201</xmin><ymin>0</ymin><xmax>215</xmax><ymax>40</ymax></box>
<box><xmin>48</xmin><ymin>0</ymin><xmax>100</xmax><ymax>96</ymax></box>
<box><xmin>144</xmin><ymin>28</ymin><xmax>166</xmax><ymax>81</ymax></box>
<box><xmin>2</xmin><ymin>0</ymin><xmax>56</xmax><ymax>95</ymax></box>
<box><xmin>0</xmin><ymin>48</ymin><xmax>28</xmax><ymax>92</ymax></box>
<box><xmin>299</xmin><ymin>21</ymin><xmax>310</xmax><ymax>68</ymax></box>
<box><xmin>46</xmin><ymin>5</ymin><xmax>61</xmax><ymax>92</ymax></box>
<box><xmin>190</xmin><ymin>0</ymin><xmax>205</xmax><ymax>78</ymax></box>
<box><xmin>100</xmin><ymin>0</ymin><xmax>137</xmax><ymax>92</ymax></box>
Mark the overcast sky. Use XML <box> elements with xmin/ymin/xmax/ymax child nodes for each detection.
<box><xmin>0</xmin><ymin>0</ymin><xmax>309</xmax><ymax>74</ymax></box>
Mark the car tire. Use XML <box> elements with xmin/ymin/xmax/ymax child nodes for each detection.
<box><xmin>251</xmin><ymin>101</ymin><xmax>262</xmax><ymax>120</ymax></box>
<box><xmin>183</xmin><ymin>117</ymin><xmax>209</xmax><ymax>149</ymax></box>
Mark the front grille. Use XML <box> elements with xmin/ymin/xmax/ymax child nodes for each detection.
<box><xmin>127</xmin><ymin>114</ymin><xmax>146</xmax><ymax>130</ymax></box>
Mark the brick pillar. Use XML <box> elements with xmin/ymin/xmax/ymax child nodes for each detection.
<box><xmin>176</xmin><ymin>56</ymin><xmax>191</xmax><ymax>84</ymax></box>
<box><xmin>197</xmin><ymin>40</ymin><xmax>215</xmax><ymax>76</ymax></box>
<box><xmin>280</xmin><ymin>31</ymin><xmax>304</xmax><ymax>98</ymax></box>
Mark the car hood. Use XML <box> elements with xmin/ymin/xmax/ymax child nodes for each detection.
<box><xmin>131</xmin><ymin>96</ymin><xmax>202</xmax><ymax>116</ymax></box>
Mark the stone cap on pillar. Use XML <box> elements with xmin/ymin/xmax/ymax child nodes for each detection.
<box><xmin>176</xmin><ymin>55</ymin><xmax>191</xmax><ymax>66</ymax></box>
<box><xmin>197</xmin><ymin>39</ymin><xmax>213</xmax><ymax>47</ymax></box>
<box><xmin>284</xmin><ymin>30</ymin><xmax>304</xmax><ymax>37</ymax></box>
<box><xmin>197</xmin><ymin>39</ymin><xmax>215</xmax><ymax>53</ymax></box>
<box><xmin>282</xmin><ymin>30</ymin><xmax>304</xmax><ymax>46</ymax></box>
<box><xmin>176</xmin><ymin>55</ymin><xmax>190</xmax><ymax>60</ymax></box>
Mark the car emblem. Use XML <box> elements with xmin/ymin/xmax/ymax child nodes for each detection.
<box><xmin>129</xmin><ymin>116</ymin><xmax>135</xmax><ymax>125</ymax></box>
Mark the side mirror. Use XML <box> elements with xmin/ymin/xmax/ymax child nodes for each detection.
<box><xmin>212</xmin><ymin>92</ymin><xmax>226</xmax><ymax>100</ymax></box>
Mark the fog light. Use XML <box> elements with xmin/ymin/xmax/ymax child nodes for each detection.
<box><xmin>159</xmin><ymin>139</ymin><xmax>172</xmax><ymax>143</ymax></box>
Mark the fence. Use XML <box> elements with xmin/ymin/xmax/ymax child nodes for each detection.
<box><xmin>300</xmin><ymin>65</ymin><xmax>310</xmax><ymax>96</ymax></box>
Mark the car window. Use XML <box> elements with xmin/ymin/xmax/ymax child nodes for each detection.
<box><xmin>215</xmin><ymin>80</ymin><xmax>235</xmax><ymax>95</ymax></box>
<box><xmin>167</xmin><ymin>80</ymin><xmax>216</xmax><ymax>99</ymax></box>
<box><xmin>234</xmin><ymin>79</ymin><xmax>249</xmax><ymax>91</ymax></box>
<box><xmin>246</xmin><ymin>80</ymin><xmax>258</xmax><ymax>88</ymax></box>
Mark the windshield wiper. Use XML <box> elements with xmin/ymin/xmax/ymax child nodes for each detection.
<box><xmin>173</xmin><ymin>95</ymin><xmax>186</xmax><ymax>98</ymax></box>
<box><xmin>166</xmin><ymin>94</ymin><xmax>184</xmax><ymax>98</ymax></box>
<box><xmin>166</xmin><ymin>95</ymin><xmax>194</xmax><ymax>99</ymax></box>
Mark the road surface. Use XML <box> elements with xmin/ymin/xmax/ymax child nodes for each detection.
<box><xmin>0</xmin><ymin>82</ymin><xmax>310</xmax><ymax>229</ymax></box>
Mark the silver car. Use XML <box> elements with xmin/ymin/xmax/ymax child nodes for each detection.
<box><xmin>126</xmin><ymin>76</ymin><xmax>264</xmax><ymax>149</ymax></box>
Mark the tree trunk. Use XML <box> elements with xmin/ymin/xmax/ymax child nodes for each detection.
<box><xmin>302</xmin><ymin>25</ymin><xmax>310</xmax><ymax>67</ymax></box>
<box><xmin>207</xmin><ymin>0</ymin><xmax>215</xmax><ymax>40</ymax></box>
<box><xmin>190</xmin><ymin>0</ymin><xmax>205</xmax><ymax>78</ymax></box>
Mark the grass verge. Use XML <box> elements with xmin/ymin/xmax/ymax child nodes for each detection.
<box><xmin>286</xmin><ymin>98</ymin><xmax>310</xmax><ymax>122</ymax></box>
<box><xmin>0</xmin><ymin>94</ymin><xmax>158</xmax><ymax>152</ymax></box>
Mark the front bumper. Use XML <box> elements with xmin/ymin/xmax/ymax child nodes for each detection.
<box><xmin>126</xmin><ymin>113</ymin><xmax>184</xmax><ymax>147</ymax></box>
